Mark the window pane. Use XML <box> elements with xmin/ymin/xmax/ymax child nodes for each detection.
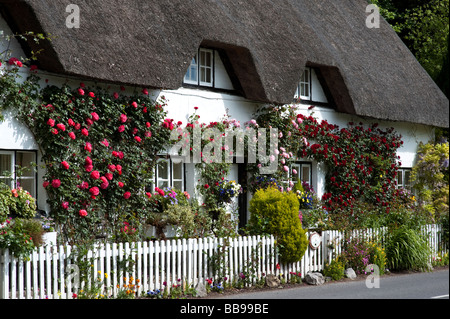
<box><xmin>157</xmin><ymin>160</ymin><xmax>169</xmax><ymax>179</ymax></box>
<box><xmin>173</xmin><ymin>181</ymin><xmax>183</xmax><ymax>191</ymax></box>
<box><xmin>397</xmin><ymin>172</ymin><xmax>403</xmax><ymax>187</ymax></box>
<box><xmin>302</xmin><ymin>165</ymin><xmax>311</xmax><ymax>184</ymax></box>
<box><xmin>17</xmin><ymin>178</ymin><xmax>36</xmax><ymax>198</ymax></box>
<box><xmin>404</xmin><ymin>170</ymin><xmax>411</xmax><ymax>189</ymax></box>
<box><xmin>0</xmin><ymin>153</ymin><xmax>13</xmax><ymax>177</ymax></box>
<box><xmin>184</xmin><ymin>56</ymin><xmax>198</xmax><ymax>83</ymax></box>
<box><xmin>157</xmin><ymin>180</ymin><xmax>169</xmax><ymax>189</ymax></box>
<box><xmin>173</xmin><ymin>162</ymin><xmax>183</xmax><ymax>180</ymax></box>
<box><xmin>16</xmin><ymin>152</ymin><xmax>35</xmax><ymax>177</ymax></box>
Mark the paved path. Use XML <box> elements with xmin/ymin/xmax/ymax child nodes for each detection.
<box><xmin>210</xmin><ymin>268</ymin><xmax>449</xmax><ymax>299</ymax></box>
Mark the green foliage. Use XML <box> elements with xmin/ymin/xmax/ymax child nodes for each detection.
<box><xmin>0</xmin><ymin>218</ymin><xmax>36</xmax><ymax>260</ymax></box>
<box><xmin>0</xmin><ymin>182</ymin><xmax>37</xmax><ymax>220</ymax></box>
<box><xmin>368</xmin><ymin>242</ymin><xmax>387</xmax><ymax>275</ymax></box>
<box><xmin>323</xmin><ymin>257</ymin><xmax>345</xmax><ymax>281</ymax></box>
<box><xmin>247</xmin><ymin>187</ymin><xmax>308</xmax><ymax>263</ymax></box>
<box><xmin>411</xmin><ymin>142</ymin><xmax>449</xmax><ymax>221</ymax></box>
<box><xmin>385</xmin><ymin>226</ymin><xmax>432</xmax><ymax>271</ymax></box>
<box><xmin>341</xmin><ymin>237</ymin><xmax>371</xmax><ymax>275</ymax></box>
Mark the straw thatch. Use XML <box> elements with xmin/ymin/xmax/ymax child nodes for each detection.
<box><xmin>1</xmin><ymin>0</ymin><xmax>448</xmax><ymax>127</ymax></box>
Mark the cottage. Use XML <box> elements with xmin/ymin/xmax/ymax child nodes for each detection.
<box><xmin>0</xmin><ymin>0</ymin><xmax>448</xmax><ymax>230</ymax></box>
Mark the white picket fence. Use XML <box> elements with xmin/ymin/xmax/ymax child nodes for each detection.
<box><xmin>0</xmin><ymin>224</ymin><xmax>446</xmax><ymax>299</ymax></box>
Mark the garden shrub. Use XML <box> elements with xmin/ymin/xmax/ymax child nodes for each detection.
<box><xmin>341</xmin><ymin>236</ymin><xmax>371</xmax><ymax>275</ymax></box>
<box><xmin>385</xmin><ymin>225</ymin><xmax>432</xmax><ymax>271</ymax></box>
<box><xmin>323</xmin><ymin>256</ymin><xmax>345</xmax><ymax>280</ymax></box>
<box><xmin>247</xmin><ymin>186</ymin><xmax>308</xmax><ymax>263</ymax></box>
<box><xmin>0</xmin><ymin>218</ymin><xmax>36</xmax><ymax>260</ymax></box>
<box><xmin>368</xmin><ymin>241</ymin><xmax>387</xmax><ymax>275</ymax></box>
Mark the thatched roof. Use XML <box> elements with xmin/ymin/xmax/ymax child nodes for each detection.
<box><xmin>1</xmin><ymin>0</ymin><xmax>448</xmax><ymax>128</ymax></box>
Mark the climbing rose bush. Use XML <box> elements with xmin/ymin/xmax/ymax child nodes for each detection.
<box><xmin>15</xmin><ymin>76</ymin><xmax>175</xmax><ymax>243</ymax></box>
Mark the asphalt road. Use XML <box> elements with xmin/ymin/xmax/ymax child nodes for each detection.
<box><xmin>211</xmin><ymin>268</ymin><xmax>449</xmax><ymax>299</ymax></box>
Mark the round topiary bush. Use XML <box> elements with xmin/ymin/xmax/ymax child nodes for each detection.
<box><xmin>247</xmin><ymin>186</ymin><xmax>308</xmax><ymax>263</ymax></box>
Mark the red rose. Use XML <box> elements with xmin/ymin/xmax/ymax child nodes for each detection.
<box><xmin>123</xmin><ymin>191</ymin><xmax>131</xmax><ymax>199</ymax></box>
<box><xmin>131</xmin><ymin>101</ymin><xmax>138</xmax><ymax>108</ymax></box>
<box><xmin>118</xmin><ymin>182</ymin><xmax>124</xmax><ymax>188</ymax></box>
<box><xmin>119</xmin><ymin>114</ymin><xmax>127</xmax><ymax>123</ymax></box>
<box><xmin>89</xmin><ymin>186</ymin><xmax>100</xmax><ymax>196</ymax></box>
<box><xmin>56</xmin><ymin>123</ymin><xmax>66</xmax><ymax>131</ymax></box>
<box><xmin>61</xmin><ymin>161</ymin><xmax>70</xmax><ymax>169</ymax></box>
<box><xmin>90</xmin><ymin>170</ymin><xmax>100</xmax><ymax>179</ymax></box>
<box><xmin>113</xmin><ymin>92</ymin><xmax>119</xmax><ymax>99</ymax></box>
<box><xmin>118</xmin><ymin>125</ymin><xmax>125</xmax><ymax>133</ymax></box>
<box><xmin>47</xmin><ymin>118</ymin><xmax>55</xmax><ymax>127</ymax></box>
<box><xmin>52</xmin><ymin>179</ymin><xmax>61</xmax><ymax>188</ymax></box>
<box><xmin>85</xmin><ymin>156</ymin><xmax>93</xmax><ymax>165</ymax></box>
<box><xmin>52</xmin><ymin>129</ymin><xmax>58</xmax><ymax>135</ymax></box>
<box><xmin>142</xmin><ymin>88</ymin><xmax>148</xmax><ymax>95</ymax></box>
<box><xmin>81</xmin><ymin>128</ymin><xmax>89</xmax><ymax>136</ymax></box>
<box><xmin>91</xmin><ymin>112</ymin><xmax>99</xmax><ymax>121</ymax></box>
<box><xmin>89</xmin><ymin>92</ymin><xmax>95</xmax><ymax>98</ymax></box>
<box><xmin>43</xmin><ymin>181</ymin><xmax>49</xmax><ymax>188</ymax></box>
<box><xmin>85</xmin><ymin>164</ymin><xmax>93</xmax><ymax>172</ymax></box>
<box><xmin>84</xmin><ymin>142</ymin><xmax>92</xmax><ymax>153</ymax></box>
<box><xmin>204</xmin><ymin>184</ymin><xmax>209</xmax><ymax>189</ymax></box>
<box><xmin>68</xmin><ymin>118</ymin><xmax>75</xmax><ymax>126</ymax></box>
<box><xmin>134</xmin><ymin>136</ymin><xmax>142</xmax><ymax>143</ymax></box>
<box><xmin>105</xmin><ymin>172</ymin><xmax>113</xmax><ymax>180</ymax></box>
<box><xmin>79</xmin><ymin>209</ymin><xmax>88</xmax><ymax>217</ymax></box>
<box><xmin>78</xmin><ymin>88</ymin><xmax>85</xmax><ymax>96</ymax></box>
<box><xmin>61</xmin><ymin>202</ymin><xmax>69</xmax><ymax>209</ymax></box>
<box><xmin>107</xmin><ymin>164</ymin><xmax>116</xmax><ymax>172</ymax></box>
<box><xmin>68</xmin><ymin>132</ymin><xmax>76</xmax><ymax>140</ymax></box>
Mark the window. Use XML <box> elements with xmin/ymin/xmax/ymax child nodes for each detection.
<box><xmin>294</xmin><ymin>67</ymin><xmax>311</xmax><ymax>100</ymax></box>
<box><xmin>294</xmin><ymin>67</ymin><xmax>329</xmax><ymax>104</ymax></box>
<box><xmin>282</xmin><ymin>162</ymin><xmax>312</xmax><ymax>189</ymax></box>
<box><xmin>0</xmin><ymin>150</ymin><xmax>37</xmax><ymax>198</ymax></box>
<box><xmin>397</xmin><ymin>168</ymin><xmax>412</xmax><ymax>191</ymax></box>
<box><xmin>184</xmin><ymin>48</ymin><xmax>214</xmax><ymax>87</ymax></box>
<box><xmin>154</xmin><ymin>158</ymin><xmax>185</xmax><ymax>191</ymax></box>
<box><xmin>291</xmin><ymin>162</ymin><xmax>312</xmax><ymax>186</ymax></box>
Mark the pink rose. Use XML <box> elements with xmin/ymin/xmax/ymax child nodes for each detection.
<box><xmin>61</xmin><ymin>161</ymin><xmax>70</xmax><ymax>169</ymax></box>
<box><xmin>68</xmin><ymin>132</ymin><xmax>76</xmax><ymax>140</ymax></box>
<box><xmin>145</xmin><ymin>131</ymin><xmax>152</xmax><ymax>138</ymax></box>
<box><xmin>61</xmin><ymin>202</ymin><xmax>69</xmax><ymax>210</ymax></box>
<box><xmin>119</xmin><ymin>114</ymin><xmax>127</xmax><ymax>123</ymax></box>
<box><xmin>79</xmin><ymin>210</ymin><xmax>88</xmax><ymax>217</ymax></box>
<box><xmin>56</xmin><ymin>123</ymin><xmax>66</xmax><ymax>131</ymax></box>
<box><xmin>118</xmin><ymin>125</ymin><xmax>125</xmax><ymax>133</ymax></box>
<box><xmin>134</xmin><ymin>136</ymin><xmax>142</xmax><ymax>143</ymax></box>
<box><xmin>105</xmin><ymin>172</ymin><xmax>113</xmax><ymax>180</ymax></box>
<box><xmin>118</xmin><ymin>182</ymin><xmax>124</xmax><ymax>188</ymax></box>
<box><xmin>52</xmin><ymin>179</ymin><xmax>61</xmax><ymax>188</ymax></box>
<box><xmin>47</xmin><ymin>118</ymin><xmax>55</xmax><ymax>127</ymax></box>
<box><xmin>88</xmin><ymin>92</ymin><xmax>95</xmax><ymax>98</ymax></box>
<box><xmin>78</xmin><ymin>88</ymin><xmax>85</xmax><ymax>96</ymax></box>
<box><xmin>52</xmin><ymin>129</ymin><xmax>58</xmax><ymax>135</ymax></box>
<box><xmin>81</xmin><ymin>128</ymin><xmax>89</xmax><ymax>136</ymax></box>
<box><xmin>90</xmin><ymin>170</ymin><xmax>100</xmax><ymax>179</ymax></box>
<box><xmin>131</xmin><ymin>101</ymin><xmax>138</xmax><ymax>108</ymax></box>
<box><xmin>80</xmin><ymin>181</ymin><xmax>89</xmax><ymax>189</ymax></box>
<box><xmin>123</xmin><ymin>191</ymin><xmax>131</xmax><ymax>199</ymax></box>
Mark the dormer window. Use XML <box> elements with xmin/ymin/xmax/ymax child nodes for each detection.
<box><xmin>183</xmin><ymin>47</ymin><xmax>234</xmax><ymax>91</ymax></box>
<box><xmin>294</xmin><ymin>67</ymin><xmax>329</xmax><ymax>105</ymax></box>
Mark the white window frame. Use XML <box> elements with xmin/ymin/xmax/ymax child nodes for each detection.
<box><xmin>397</xmin><ymin>168</ymin><xmax>412</xmax><ymax>191</ymax></box>
<box><xmin>294</xmin><ymin>67</ymin><xmax>311</xmax><ymax>100</ymax></box>
<box><xmin>183</xmin><ymin>48</ymin><xmax>214</xmax><ymax>87</ymax></box>
<box><xmin>154</xmin><ymin>158</ymin><xmax>185</xmax><ymax>191</ymax></box>
<box><xmin>0</xmin><ymin>150</ymin><xmax>37</xmax><ymax>198</ymax></box>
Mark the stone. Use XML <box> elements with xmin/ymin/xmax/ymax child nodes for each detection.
<box><xmin>345</xmin><ymin>268</ymin><xmax>357</xmax><ymax>280</ymax></box>
<box><xmin>195</xmin><ymin>280</ymin><xmax>208</xmax><ymax>298</ymax></box>
<box><xmin>305</xmin><ymin>272</ymin><xmax>325</xmax><ymax>285</ymax></box>
<box><xmin>265</xmin><ymin>274</ymin><xmax>281</xmax><ymax>288</ymax></box>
